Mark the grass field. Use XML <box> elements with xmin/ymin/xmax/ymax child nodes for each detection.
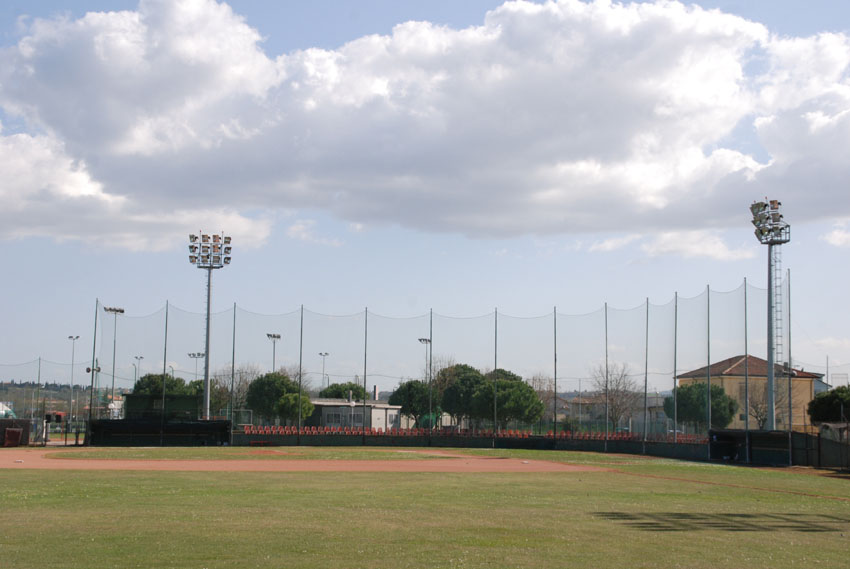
<box><xmin>2</xmin><ymin>447</ymin><xmax>848</xmax><ymax>568</ymax></box>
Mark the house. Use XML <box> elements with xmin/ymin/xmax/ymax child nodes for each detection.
<box><xmin>307</xmin><ymin>398</ymin><xmax>403</xmax><ymax>431</ymax></box>
<box><xmin>677</xmin><ymin>355</ymin><xmax>827</xmax><ymax>431</ymax></box>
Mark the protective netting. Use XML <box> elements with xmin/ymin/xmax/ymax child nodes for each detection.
<box><xmin>2</xmin><ymin>279</ymin><xmax>844</xmax><ymax>435</ymax></box>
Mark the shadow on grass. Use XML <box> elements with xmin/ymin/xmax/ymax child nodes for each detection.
<box><xmin>596</xmin><ymin>512</ymin><xmax>850</xmax><ymax>532</ymax></box>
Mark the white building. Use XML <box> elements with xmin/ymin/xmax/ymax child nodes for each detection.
<box><xmin>310</xmin><ymin>399</ymin><xmax>402</xmax><ymax>431</ymax></box>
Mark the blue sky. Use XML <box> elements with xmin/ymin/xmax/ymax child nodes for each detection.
<box><xmin>1</xmin><ymin>1</ymin><xmax>849</xmax><ymax>394</ymax></box>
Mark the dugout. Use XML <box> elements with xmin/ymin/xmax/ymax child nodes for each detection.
<box><xmin>709</xmin><ymin>429</ymin><xmax>796</xmax><ymax>465</ymax></box>
<box><xmin>88</xmin><ymin>419</ymin><xmax>230</xmax><ymax>446</ymax></box>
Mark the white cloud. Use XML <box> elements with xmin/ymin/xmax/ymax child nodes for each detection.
<box><xmin>286</xmin><ymin>219</ymin><xmax>342</xmax><ymax>247</ymax></box>
<box><xmin>0</xmin><ymin>124</ymin><xmax>271</xmax><ymax>249</ymax></box>
<box><xmin>822</xmin><ymin>222</ymin><xmax>850</xmax><ymax>247</ymax></box>
<box><xmin>641</xmin><ymin>231</ymin><xmax>755</xmax><ymax>260</ymax></box>
<box><xmin>589</xmin><ymin>235</ymin><xmax>640</xmax><ymax>252</ymax></box>
<box><xmin>0</xmin><ymin>0</ymin><xmax>849</xmax><ymax>252</ymax></box>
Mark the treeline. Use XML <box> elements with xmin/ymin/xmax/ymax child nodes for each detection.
<box><xmin>388</xmin><ymin>364</ymin><xmax>544</xmax><ymax>429</ymax></box>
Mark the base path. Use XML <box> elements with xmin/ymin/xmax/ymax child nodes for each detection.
<box><xmin>0</xmin><ymin>448</ymin><xmax>606</xmax><ymax>473</ymax></box>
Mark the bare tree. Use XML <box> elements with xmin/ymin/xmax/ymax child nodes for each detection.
<box><xmin>591</xmin><ymin>362</ymin><xmax>641</xmax><ymax>429</ymax></box>
<box><xmin>748</xmin><ymin>377</ymin><xmax>790</xmax><ymax>430</ymax></box>
<box><xmin>528</xmin><ymin>373</ymin><xmax>556</xmax><ymax>423</ymax></box>
<box><xmin>429</xmin><ymin>355</ymin><xmax>457</xmax><ymax>400</ymax></box>
<box><xmin>210</xmin><ymin>364</ymin><xmax>260</xmax><ymax>414</ymax></box>
<box><xmin>281</xmin><ymin>364</ymin><xmax>314</xmax><ymax>395</ymax></box>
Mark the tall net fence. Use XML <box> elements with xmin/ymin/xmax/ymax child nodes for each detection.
<box><xmin>1</xmin><ymin>279</ymin><xmax>844</xmax><ymax>437</ymax></box>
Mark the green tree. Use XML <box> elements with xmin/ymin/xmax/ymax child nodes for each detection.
<box><xmin>388</xmin><ymin>380</ymin><xmax>430</xmax><ymax>427</ymax></box>
<box><xmin>440</xmin><ymin>364</ymin><xmax>485</xmax><ymax>426</ymax></box>
<box><xmin>472</xmin><ymin>369</ymin><xmax>544</xmax><ymax>428</ymax></box>
<box><xmin>808</xmin><ymin>386</ymin><xmax>850</xmax><ymax>423</ymax></box>
<box><xmin>664</xmin><ymin>382</ymin><xmax>738</xmax><ymax>430</ymax></box>
<box><xmin>246</xmin><ymin>372</ymin><xmax>300</xmax><ymax>422</ymax></box>
<box><xmin>319</xmin><ymin>381</ymin><xmax>367</xmax><ymax>400</ymax></box>
<box><xmin>132</xmin><ymin>373</ymin><xmax>190</xmax><ymax>397</ymax></box>
<box><xmin>276</xmin><ymin>392</ymin><xmax>315</xmax><ymax>423</ymax></box>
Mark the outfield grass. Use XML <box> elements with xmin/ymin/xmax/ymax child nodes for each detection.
<box><xmin>1</xmin><ymin>448</ymin><xmax>848</xmax><ymax>569</ymax></box>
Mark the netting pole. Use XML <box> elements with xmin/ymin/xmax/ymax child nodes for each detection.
<box><xmin>787</xmin><ymin>269</ymin><xmax>793</xmax><ymax>466</ymax></box>
<box><xmin>553</xmin><ymin>306</ymin><xmax>558</xmax><ymax>437</ymax></box>
<box><xmin>673</xmin><ymin>292</ymin><xmax>678</xmax><ymax>444</ymax></box>
<box><xmin>429</xmin><ymin>308</ymin><xmax>433</xmax><ymax>440</ymax></box>
<box><xmin>363</xmin><ymin>307</ymin><xmax>368</xmax><ymax>446</ymax></box>
<box><xmin>160</xmin><ymin>301</ymin><xmax>168</xmax><ymax>446</ymax></box>
<box><xmin>298</xmin><ymin>305</ymin><xmax>304</xmax><ymax>443</ymax></box>
<box><xmin>86</xmin><ymin>299</ymin><xmax>99</xmax><ymax>446</ymax></box>
<box><xmin>744</xmin><ymin>278</ymin><xmax>750</xmax><ymax>463</ymax></box>
<box><xmin>604</xmin><ymin>302</ymin><xmax>609</xmax><ymax>452</ymax></box>
<box><xmin>493</xmin><ymin>307</ymin><xmax>498</xmax><ymax>443</ymax></box>
<box><xmin>706</xmin><ymin>285</ymin><xmax>711</xmax><ymax>460</ymax></box>
<box><xmin>230</xmin><ymin>302</ymin><xmax>236</xmax><ymax>444</ymax></box>
<box><xmin>643</xmin><ymin>297</ymin><xmax>649</xmax><ymax>451</ymax></box>
<box><xmin>37</xmin><ymin>357</ymin><xmax>42</xmax><ymax>444</ymax></box>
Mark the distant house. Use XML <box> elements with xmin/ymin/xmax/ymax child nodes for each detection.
<box><xmin>677</xmin><ymin>355</ymin><xmax>827</xmax><ymax>431</ymax></box>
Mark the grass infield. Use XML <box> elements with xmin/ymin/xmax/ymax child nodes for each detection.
<box><xmin>2</xmin><ymin>447</ymin><xmax>849</xmax><ymax>568</ymax></box>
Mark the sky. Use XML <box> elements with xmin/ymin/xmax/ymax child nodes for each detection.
<box><xmin>1</xmin><ymin>0</ymin><xmax>849</xmax><ymax>396</ymax></box>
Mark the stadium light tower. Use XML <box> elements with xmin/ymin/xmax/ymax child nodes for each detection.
<box><xmin>319</xmin><ymin>352</ymin><xmax>329</xmax><ymax>389</ymax></box>
<box><xmin>267</xmin><ymin>333</ymin><xmax>281</xmax><ymax>372</ymax></box>
<box><xmin>188</xmin><ymin>352</ymin><xmax>205</xmax><ymax>381</ymax></box>
<box><xmin>103</xmin><ymin>306</ymin><xmax>124</xmax><ymax>408</ymax></box>
<box><xmin>68</xmin><ymin>335</ymin><xmax>79</xmax><ymax>422</ymax></box>
<box><xmin>418</xmin><ymin>338</ymin><xmax>432</xmax><ymax>435</ymax></box>
<box><xmin>751</xmin><ymin>199</ymin><xmax>791</xmax><ymax>431</ymax></box>
<box><xmin>134</xmin><ymin>355</ymin><xmax>144</xmax><ymax>382</ymax></box>
<box><xmin>189</xmin><ymin>231</ymin><xmax>233</xmax><ymax>420</ymax></box>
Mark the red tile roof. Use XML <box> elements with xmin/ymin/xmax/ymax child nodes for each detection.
<box><xmin>677</xmin><ymin>354</ymin><xmax>822</xmax><ymax>379</ymax></box>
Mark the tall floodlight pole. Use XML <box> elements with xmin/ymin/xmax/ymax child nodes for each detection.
<box><xmin>750</xmin><ymin>199</ymin><xmax>791</xmax><ymax>431</ymax></box>
<box><xmin>267</xmin><ymin>333</ymin><xmax>281</xmax><ymax>372</ymax></box>
<box><xmin>188</xmin><ymin>352</ymin><xmax>205</xmax><ymax>381</ymax></box>
<box><xmin>319</xmin><ymin>352</ymin><xmax>329</xmax><ymax>388</ymax></box>
<box><xmin>68</xmin><ymin>335</ymin><xmax>79</xmax><ymax>422</ymax></box>
<box><xmin>134</xmin><ymin>356</ymin><xmax>144</xmax><ymax>382</ymax></box>
<box><xmin>103</xmin><ymin>306</ymin><xmax>124</xmax><ymax>407</ymax></box>
<box><xmin>419</xmin><ymin>338</ymin><xmax>432</xmax><ymax>435</ymax></box>
<box><xmin>189</xmin><ymin>231</ymin><xmax>233</xmax><ymax>420</ymax></box>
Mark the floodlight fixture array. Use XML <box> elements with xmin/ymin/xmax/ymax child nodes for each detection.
<box><xmin>751</xmin><ymin>199</ymin><xmax>790</xmax><ymax>245</ymax></box>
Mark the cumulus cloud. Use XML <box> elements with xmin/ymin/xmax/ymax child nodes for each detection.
<box><xmin>589</xmin><ymin>235</ymin><xmax>640</xmax><ymax>252</ymax></box>
<box><xmin>822</xmin><ymin>221</ymin><xmax>850</xmax><ymax>247</ymax></box>
<box><xmin>0</xmin><ymin>0</ymin><xmax>849</xmax><ymax>252</ymax></box>
<box><xmin>286</xmin><ymin>219</ymin><xmax>342</xmax><ymax>247</ymax></box>
<box><xmin>641</xmin><ymin>231</ymin><xmax>755</xmax><ymax>260</ymax></box>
